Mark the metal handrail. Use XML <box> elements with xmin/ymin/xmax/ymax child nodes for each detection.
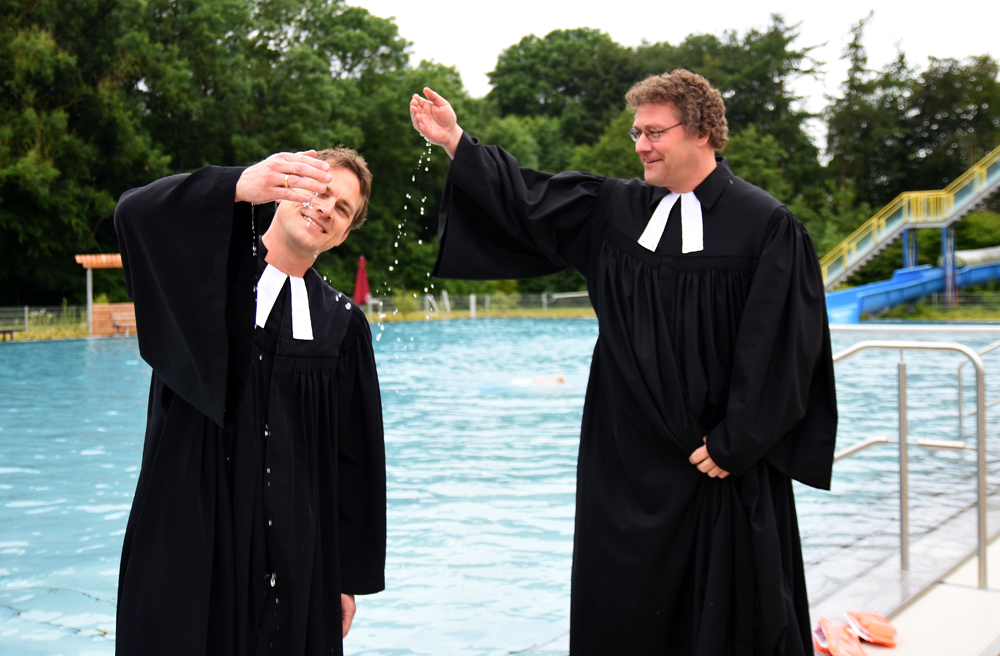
<box><xmin>958</xmin><ymin>340</ymin><xmax>1000</xmax><ymax>432</ymax></box>
<box><xmin>833</xmin><ymin>340</ymin><xmax>988</xmax><ymax>588</ymax></box>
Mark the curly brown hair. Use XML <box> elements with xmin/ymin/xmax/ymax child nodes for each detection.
<box><xmin>316</xmin><ymin>146</ymin><xmax>372</xmax><ymax>229</ymax></box>
<box><xmin>625</xmin><ymin>70</ymin><xmax>729</xmax><ymax>151</ymax></box>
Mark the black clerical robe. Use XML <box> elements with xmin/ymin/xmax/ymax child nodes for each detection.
<box><xmin>113</xmin><ymin>167</ymin><xmax>386</xmax><ymax>656</ymax></box>
<box><xmin>435</xmin><ymin>134</ymin><xmax>837</xmax><ymax>656</ymax></box>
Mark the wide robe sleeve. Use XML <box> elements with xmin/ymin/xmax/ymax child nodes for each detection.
<box><xmin>336</xmin><ymin>309</ymin><xmax>387</xmax><ymax>594</ymax></box>
<box><xmin>114</xmin><ymin>167</ymin><xmax>256</xmax><ymax>430</ymax></box>
<box><xmin>705</xmin><ymin>209</ymin><xmax>838</xmax><ymax>490</ymax></box>
<box><xmin>433</xmin><ymin>133</ymin><xmax>603</xmax><ymax>280</ymax></box>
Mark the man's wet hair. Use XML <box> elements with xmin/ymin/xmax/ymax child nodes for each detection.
<box><xmin>316</xmin><ymin>146</ymin><xmax>372</xmax><ymax>229</ymax></box>
<box><xmin>625</xmin><ymin>69</ymin><xmax>729</xmax><ymax>151</ymax></box>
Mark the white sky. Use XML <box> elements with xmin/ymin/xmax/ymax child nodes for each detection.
<box><xmin>350</xmin><ymin>0</ymin><xmax>999</xmax><ymax>147</ymax></box>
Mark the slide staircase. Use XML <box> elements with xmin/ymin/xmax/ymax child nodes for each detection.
<box><xmin>820</xmin><ymin>144</ymin><xmax>1000</xmax><ymax>290</ymax></box>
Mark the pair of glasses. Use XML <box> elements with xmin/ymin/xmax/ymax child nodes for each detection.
<box><xmin>628</xmin><ymin>122</ymin><xmax>683</xmax><ymax>143</ymax></box>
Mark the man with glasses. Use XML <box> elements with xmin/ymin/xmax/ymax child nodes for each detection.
<box><xmin>113</xmin><ymin>148</ymin><xmax>386</xmax><ymax>655</ymax></box>
<box><xmin>411</xmin><ymin>70</ymin><xmax>836</xmax><ymax>655</ymax></box>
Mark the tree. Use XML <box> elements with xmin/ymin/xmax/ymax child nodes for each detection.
<box><xmin>906</xmin><ymin>55</ymin><xmax>1000</xmax><ymax>190</ymax></box>
<box><xmin>825</xmin><ymin>15</ymin><xmax>915</xmax><ymax>208</ymax></box>
<box><xmin>567</xmin><ymin>108</ymin><xmax>642</xmax><ymax>179</ymax></box>
<box><xmin>0</xmin><ymin>0</ymin><xmax>168</xmax><ymax>304</ymax></box>
<box><xmin>488</xmin><ymin>28</ymin><xmax>642</xmax><ymax>144</ymax></box>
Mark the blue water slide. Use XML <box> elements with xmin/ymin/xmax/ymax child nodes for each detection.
<box><xmin>826</xmin><ymin>262</ymin><xmax>1000</xmax><ymax>324</ymax></box>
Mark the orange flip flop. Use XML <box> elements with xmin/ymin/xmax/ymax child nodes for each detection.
<box><xmin>846</xmin><ymin>610</ymin><xmax>897</xmax><ymax>647</ymax></box>
<box><xmin>814</xmin><ymin>617</ymin><xmax>868</xmax><ymax>656</ymax></box>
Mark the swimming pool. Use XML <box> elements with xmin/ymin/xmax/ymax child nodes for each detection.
<box><xmin>2</xmin><ymin>320</ymin><xmax>1000</xmax><ymax>654</ymax></box>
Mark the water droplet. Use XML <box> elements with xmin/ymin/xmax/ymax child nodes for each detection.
<box><xmin>394</xmin><ymin>241</ymin><xmax>398</xmax><ymax>247</ymax></box>
<box><xmin>271</xmin><ymin>573</ymin><xmax>276</xmax><ymax>587</ymax></box>
<box><xmin>424</xmin><ymin>287</ymin><xmax>428</xmax><ymax>292</ymax></box>
<box><xmin>406</xmin><ymin>194</ymin><xmax>411</xmax><ymax>199</ymax></box>
<box><xmin>389</xmin><ymin>266</ymin><xmax>394</xmax><ymax>271</ymax></box>
<box><xmin>268</xmin><ymin>520</ymin><xmax>272</xmax><ymax>526</ymax></box>
<box><xmin>424</xmin><ymin>167</ymin><xmax>429</xmax><ymax>172</ymax></box>
<box><xmin>375</xmin><ymin>333</ymin><xmax>382</xmax><ymax>341</ymax></box>
<box><xmin>267</xmin><ymin>468</ymin><xmax>270</xmax><ymax>473</ymax></box>
<box><xmin>411</xmin><ymin>175</ymin><xmax>415</xmax><ymax>182</ymax></box>
<box><xmin>418</xmin><ymin>239</ymin><xmax>423</xmax><ymax>245</ymax></box>
<box><xmin>345</xmin><ymin>303</ymin><xmax>351</xmax><ymax>310</ymax></box>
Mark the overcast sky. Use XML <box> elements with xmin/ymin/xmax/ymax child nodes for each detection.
<box><xmin>349</xmin><ymin>0</ymin><xmax>998</xmax><ymax>146</ymax></box>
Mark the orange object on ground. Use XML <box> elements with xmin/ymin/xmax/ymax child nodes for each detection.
<box><xmin>847</xmin><ymin>610</ymin><xmax>898</xmax><ymax>647</ymax></box>
<box><xmin>814</xmin><ymin>617</ymin><xmax>868</xmax><ymax>656</ymax></box>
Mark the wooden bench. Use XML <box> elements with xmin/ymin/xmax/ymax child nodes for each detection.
<box><xmin>111</xmin><ymin>311</ymin><xmax>137</xmax><ymax>336</ymax></box>
<box><xmin>0</xmin><ymin>325</ymin><xmax>25</xmax><ymax>341</ymax></box>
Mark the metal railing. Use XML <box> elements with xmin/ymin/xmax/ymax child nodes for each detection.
<box><xmin>0</xmin><ymin>305</ymin><xmax>86</xmax><ymax>330</ymax></box>
<box><xmin>365</xmin><ymin>292</ymin><xmax>594</xmax><ymax>318</ymax></box>
<box><xmin>541</xmin><ymin>291</ymin><xmax>590</xmax><ymax>313</ymax></box>
<box><xmin>833</xmin><ymin>340</ymin><xmax>988</xmax><ymax>588</ymax></box>
<box><xmin>820</xmin><ymin>144</ymin><xmax>1000</xmax><ymax>289</ymax></box>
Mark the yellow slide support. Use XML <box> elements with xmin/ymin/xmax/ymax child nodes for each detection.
<box><xmin>821</xmin><ymin>145</ymin><xmax>1000</xmax><ymax>289</ymax></box>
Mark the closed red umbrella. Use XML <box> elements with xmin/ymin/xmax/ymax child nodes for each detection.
<box><xmin>352</xmin><ymin>255</ymin><xmax>371</xmax><ymax>305</ymax></box>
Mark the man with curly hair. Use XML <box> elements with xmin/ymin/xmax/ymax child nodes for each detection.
<box><xmin>411</xmin><ymin>69</ymin><xmax>836</xmax><ymax>655</ymax></box>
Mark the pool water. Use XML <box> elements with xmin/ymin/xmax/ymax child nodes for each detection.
<box><xmin>2</xmin><ymin>320</ymin><xmax>1000</xmax><ymax>655</ymax></box>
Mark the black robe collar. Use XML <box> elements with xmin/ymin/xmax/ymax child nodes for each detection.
<box><xmin>646</xmin><ymin>157</ymin><xmax>735</xmax><ymax>213</ymax></box>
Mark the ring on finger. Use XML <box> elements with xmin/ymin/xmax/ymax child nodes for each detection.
<box><xmin>284</xmin><ymin>174</ymin><xmax>290</xmax><ymax>189</ymax></box>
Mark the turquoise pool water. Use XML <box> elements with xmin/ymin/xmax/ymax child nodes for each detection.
<box><xmin>2</xmin><ymin>320</ymin><xmax>1000</xmax><ymax>655</ymax></box>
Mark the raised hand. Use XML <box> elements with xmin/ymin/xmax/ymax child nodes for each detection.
<box><xmin>410</xmin><ymin>87</ymin><xmax>463</xmax><ymax>159</ymax></box>
<box><xmin>235</xmin><ymin>150</ymin><xmax>333</xmax><ymax>205</ymax></box>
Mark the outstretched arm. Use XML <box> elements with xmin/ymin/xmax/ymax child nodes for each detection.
<box><xmin>410</xmin><ymin>87</ymin><xmax>464</xmax><ymax>159</ymax></box>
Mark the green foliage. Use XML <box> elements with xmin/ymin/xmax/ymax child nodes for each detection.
<box><xmin>0</xmin><ymin>0</ymin><xmax>169</xmax><ymax>304</ymax></box>
<box><xmin>488</xmin><ymin>28</ymin><xmax>640</xmax><ymax>144</ymax></box>
<box><xmin>3</xmin><ymin>4</ymin><xmax>998</xmax><ymax>304</ymax></box>
<box><xmin>724</xmin><ymin>125</ymin><xmax>792</xmax><ymax>200</ymax></box>
<box><xmin>825</xmin><ymin>15</ymin><xmax>914</xmax><ymax>208</ymax></box>
<box><xmin>907</xmin><ymin>56</ymin><xmax>1000</xmax><ymax>190</ymax></box>
<box><xmin>957</xmin><ymin>211</ymin><xmax>1000</xmax><ymax>249</ymax></box>
<box><xmin>392</xmin><ymin>288</ymin><xmax>419</xmax><ymax>314</ymax></box>
<box><xmin>567</xmin><ymin>109</ymin><xmax>642</xmax><ymax>179</ymax></box>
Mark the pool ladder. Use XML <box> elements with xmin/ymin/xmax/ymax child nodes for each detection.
<box><xmin>832</xmin><ymin>341</ymin><xmax>989</xmax><ymax>589</ymax></box>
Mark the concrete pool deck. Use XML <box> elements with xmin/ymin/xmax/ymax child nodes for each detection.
<box><xmin>861</xmin><ymin>532</ymin><xmax>1000</xmax><ymax>656</ymax></box>
<box><xmin>810</xmin><ymin>490</ymin><xmax>1000</xmax><ymax>656</ymax></box>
